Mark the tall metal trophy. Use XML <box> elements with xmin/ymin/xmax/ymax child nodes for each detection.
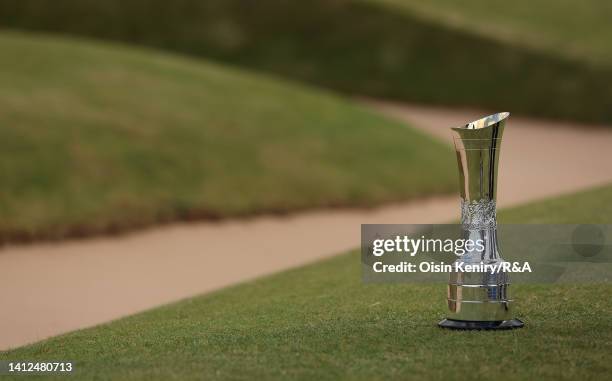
<box><xmin>438</xmin><ymin>112</ymin><xmax>524</xmax><ymax>329</ymax></box>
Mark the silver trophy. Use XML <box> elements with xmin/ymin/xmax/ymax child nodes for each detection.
<box><xmin>438</xmin><ymin>112</ymin><xmax>524</xmax><ymax>329</ymax></box>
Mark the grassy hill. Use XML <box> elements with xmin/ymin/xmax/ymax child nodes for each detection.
<box><xmin>371</xmin><ymin>0</ymin><xmax>612</xmax><ymax>65</ymax></box>
<box><xmin>2</xmin><ymin>185</ymin><xmax>611</xmax><ymax>380</ymax></box>
<box><xmin>0</xmin><ymin>31</ymin><xmax>455</xmax><ymax>242</ymax></box>
<box><xmin>1</xmin><ymin>0</ymin><xmax>612</xmax><ymax>123</ymax></box>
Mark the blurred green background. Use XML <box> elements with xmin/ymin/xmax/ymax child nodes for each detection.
<box><xmin>0</xmin><ymin>32</ymin><xmax>454</xmax><ymax>241</ymax></box>
<box><xmin>1</xmin><ymin>0</ymin><xmax>611</xmax><ymax>241</ymax></box>
<box><xmin>2</xmin><ymin>0</ymin><xmax>612</xmax><ymax>122</ymax></box>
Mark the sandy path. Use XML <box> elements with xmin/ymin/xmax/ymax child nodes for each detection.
<box><xmin>2</xmin><ymin>101</ymin><xmax>612</xmax><ymax>350</ymax></box>
<box><xmin>367</xmin><ymin>100</ymin><xmax>612</xmax><ymax>206</ymax></box>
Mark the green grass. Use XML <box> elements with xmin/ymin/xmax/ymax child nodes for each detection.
<box><xmin>499</xmin><ymin>184</ymin><xmax>612</xmax><ymax>224</ymax></box>
<box><xmin>2</xmin><ymin>185</ymin><xmax>611</xmax><ymax>380</ymax></box>
<box><xmin>2</xmin><ymin>1</ymin><xmax>612</xmax><ymax>123</ymax></box>
<box><xmin>371</xmin><ymin>0</ymin><xmax>612</xmax><ymax>65</ymax></box>
<box><xmin>0</xmin><ymin>31</ymin><xmax>456</xmax><ymax>242</ymax></box>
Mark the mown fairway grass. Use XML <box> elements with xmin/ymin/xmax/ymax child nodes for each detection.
<box><xmin>2</xmin><ymin>185</ymin><xmax>611</xmax><ymax>380</ymax></box>
<box><xmin>2</xmin><ymin>1</ymin><xmax>612</xmax><ymax>123</ymax></box>
<box><xmin>0</xmin><ymin>32</ymin><xmax>456</xmax><ymax>242</ymax></box>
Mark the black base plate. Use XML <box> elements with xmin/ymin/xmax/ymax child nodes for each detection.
<box><xmin>438</xmin><ymin>318</ymin><xmax>524</xmax><ymax>330</ymax></box>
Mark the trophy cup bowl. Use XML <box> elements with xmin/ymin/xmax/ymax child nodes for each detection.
<box><xmin>438</xmin><ymin>112</ymin><xmax>524</xmax><ymax>330</ymax></box>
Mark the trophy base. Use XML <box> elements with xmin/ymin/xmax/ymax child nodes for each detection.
<box><xmin>438</xmin><ymin>318</ymin><xmax>524</xmax><ymax>330</ymax></box>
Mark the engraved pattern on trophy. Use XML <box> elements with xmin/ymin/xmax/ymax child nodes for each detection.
<box><xmin>461</xmin><ymin>199</ymin><xmax>497</xmax><ymax>230</ymax></box>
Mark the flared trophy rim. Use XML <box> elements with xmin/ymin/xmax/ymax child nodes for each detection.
<box><xmin>452</xmin><ymin>112</ymin><xmax>510</xmax><ymax>132</ymax></box>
